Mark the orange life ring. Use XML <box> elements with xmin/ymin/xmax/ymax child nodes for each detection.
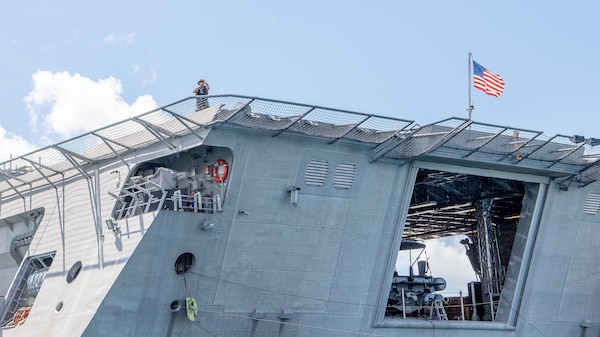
<box><xmin>212</xmin><ymin>159</ymin><xmax>228</xmax><ymax>183</ymax></box>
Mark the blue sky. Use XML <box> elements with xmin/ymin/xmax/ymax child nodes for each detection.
<box><xmin>2</xmin><ymin>1</ymin><xmax>599</xmax><ymax>159</ymax></box>
<box><xmin>3</xmin><ymin>0</ymin><xmax>596</xmax><ymax>295</ymax></box>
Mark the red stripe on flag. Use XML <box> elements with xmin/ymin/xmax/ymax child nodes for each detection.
<box><xmin>474</xmin><ymin>70</ymin><xmax>505</xmax><ymax>97</ymax></box>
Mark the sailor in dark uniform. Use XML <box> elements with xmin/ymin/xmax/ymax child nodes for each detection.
<box><xmin>193</xmin><ymin>79</ymin><xmax>210</xmax><ymax>111</ymax></box>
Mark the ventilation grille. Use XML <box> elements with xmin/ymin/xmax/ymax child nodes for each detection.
<box><xmin>333</xmin><ymin>163</ymin><xmax>357</xmax><ymax>189</ymax></box>
<box><xmin>305</xmin><ymin>159</ymin><xmax>329</xmax><ymax>186</ymax></box>
<box><xmin>584</xmin><ymin>192</ymin><xmax>600</xmax><ymax>215</ymax></box>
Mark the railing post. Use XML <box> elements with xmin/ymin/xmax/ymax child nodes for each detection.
<box><xmin>470</xmin><ymin>282</ymin><xmax>479</xmax><ymax>321</ymax></box>
<box><xmin>460</xmin><ymin>290</ymin><xmax>465</xmax><ymax>320</ymax></box>
<box><xmin>489</xmin><ymin>295</ymin><xmax>495</xmax><ymax>321</ymax></box>
<box><xmin>401</xmin><ymin>288</ymin><xmax>406</xmax><ymax>319</ymax></box>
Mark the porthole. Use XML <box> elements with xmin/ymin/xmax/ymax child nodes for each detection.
<box><xmin>174</xmin><ymin>252</ymin><xmax>195</xmax><ymax>275</ymax></box>
<box><xmin>170</xmin><ymin>300</ymin><xmax>182</xmax><ymax>312</ymax></box>
<box><xmin>55</xmin><ymin>301</ymin><xmax>63</xmax><ymax>312</ymax></box>
<box><xmin>66</xmin><ymin>261</ymin><xmax>82</xmax><ymax>283</ymax></box>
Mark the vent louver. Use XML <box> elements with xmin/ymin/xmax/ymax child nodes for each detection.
<box><xmin>333</xmin><ymin>163</ymin><xmax>356</xmax><ymax>189</ymax></box>
<box><xmin>305</xmin><ymin>159</ymin><xmax>329</xmax><ymax>186</ymax></box>
<box><xmin>584</xmin><ymin>192</ymin><xmax>600</xmax><ymax>215</ymax></box>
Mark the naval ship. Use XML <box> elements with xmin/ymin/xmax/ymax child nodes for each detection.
<box><xmin>0</xmin><ymin>95</ymin><xmax>598</xmax><ymax>336</ymax></box>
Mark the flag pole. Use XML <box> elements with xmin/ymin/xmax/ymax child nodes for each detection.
<box><xmin>467</xmin><ymin>52</ymin><xmax>474</xmax><ymax>120</ymax></box>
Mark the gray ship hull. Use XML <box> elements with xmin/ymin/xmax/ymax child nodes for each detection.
<box><xmin>0</xmin><ymin>95</ymin><xmax>598</xmax><ymax>336</ymax></box>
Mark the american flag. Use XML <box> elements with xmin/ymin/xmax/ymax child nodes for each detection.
<box><xmin>473</xmin><ymin>61</ymin><xmax>505</xmax><ymax>97</ymax></box>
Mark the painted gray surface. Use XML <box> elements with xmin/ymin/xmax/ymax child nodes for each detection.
<box><xmin>2</xmin><ymin>125</ymin><xmax>600</xmax><ymax>336</ymax></box>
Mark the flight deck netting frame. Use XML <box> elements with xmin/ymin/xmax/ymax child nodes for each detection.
<box><xmin>0</xmin><ymin>95</ymin><xmax>413</xmax><ymax>197</ymax></box>
<box><xmin>0</xmin><ymin>95</ymin><xmax>598</xmax><ymax>199</ymax></box>
<box><xmin>216</xmin><ymin>97</ymin><xmax>414</xmax><ymax>143</ymax></box>
<box><xmin>372</xmin><ymin>117</ymin><xmax>600</xmax><ymax>179</ymax></box>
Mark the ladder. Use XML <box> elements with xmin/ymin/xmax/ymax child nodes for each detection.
<box><xmin>429</xmin><ymin>299</ymin><xmax>448</xmax><ymax>320</ymax></box>
<box><xmin>0</xmin><ymin>264</ymin><xmax>31</xmax><ymax>326</ymax></box>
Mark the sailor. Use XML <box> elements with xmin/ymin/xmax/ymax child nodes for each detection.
<box><xmin>193</xmin><ymin>79</ymin><xmax>210</xmax><ymax>95</ymax></box>
<box><xmin>193</xmin><ymin>79</ymin><xmax>210</xmax><ymax>111</ymax></box>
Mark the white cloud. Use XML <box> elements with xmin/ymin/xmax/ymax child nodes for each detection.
<box><xmin>0</xmin><ymin>126</ymin><xmax>37</xmax><ymax>160</ymax></box>
<box><xmin>395</xmin><ymin>236</ymin><xmax>476</xmax><ymax>296</ymax></box>
<box><xmin>23</xmin><ymin>70</ymin><xmax>158</xmax><ymax>140</ymax></box>
<box><xmin>103</xmin><ymin>33</ymin><xmax>136</xmax><ymax>45</ymax></box>
<box><xmin>424</xmin><ymin>237</ymin><xmax>477</xmax><ymax>295</ymax></box>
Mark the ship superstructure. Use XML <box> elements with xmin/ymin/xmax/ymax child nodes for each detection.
<box><xmin>0</xmin><ymin>95</ymin><xmax>598</xmax><ymax>336</ymax></box>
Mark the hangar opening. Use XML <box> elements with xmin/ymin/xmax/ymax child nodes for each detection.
<box><xmin>385</xmin><ymin>167</ymin><xmax>540</xmax><ymax>323</ymax></box>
